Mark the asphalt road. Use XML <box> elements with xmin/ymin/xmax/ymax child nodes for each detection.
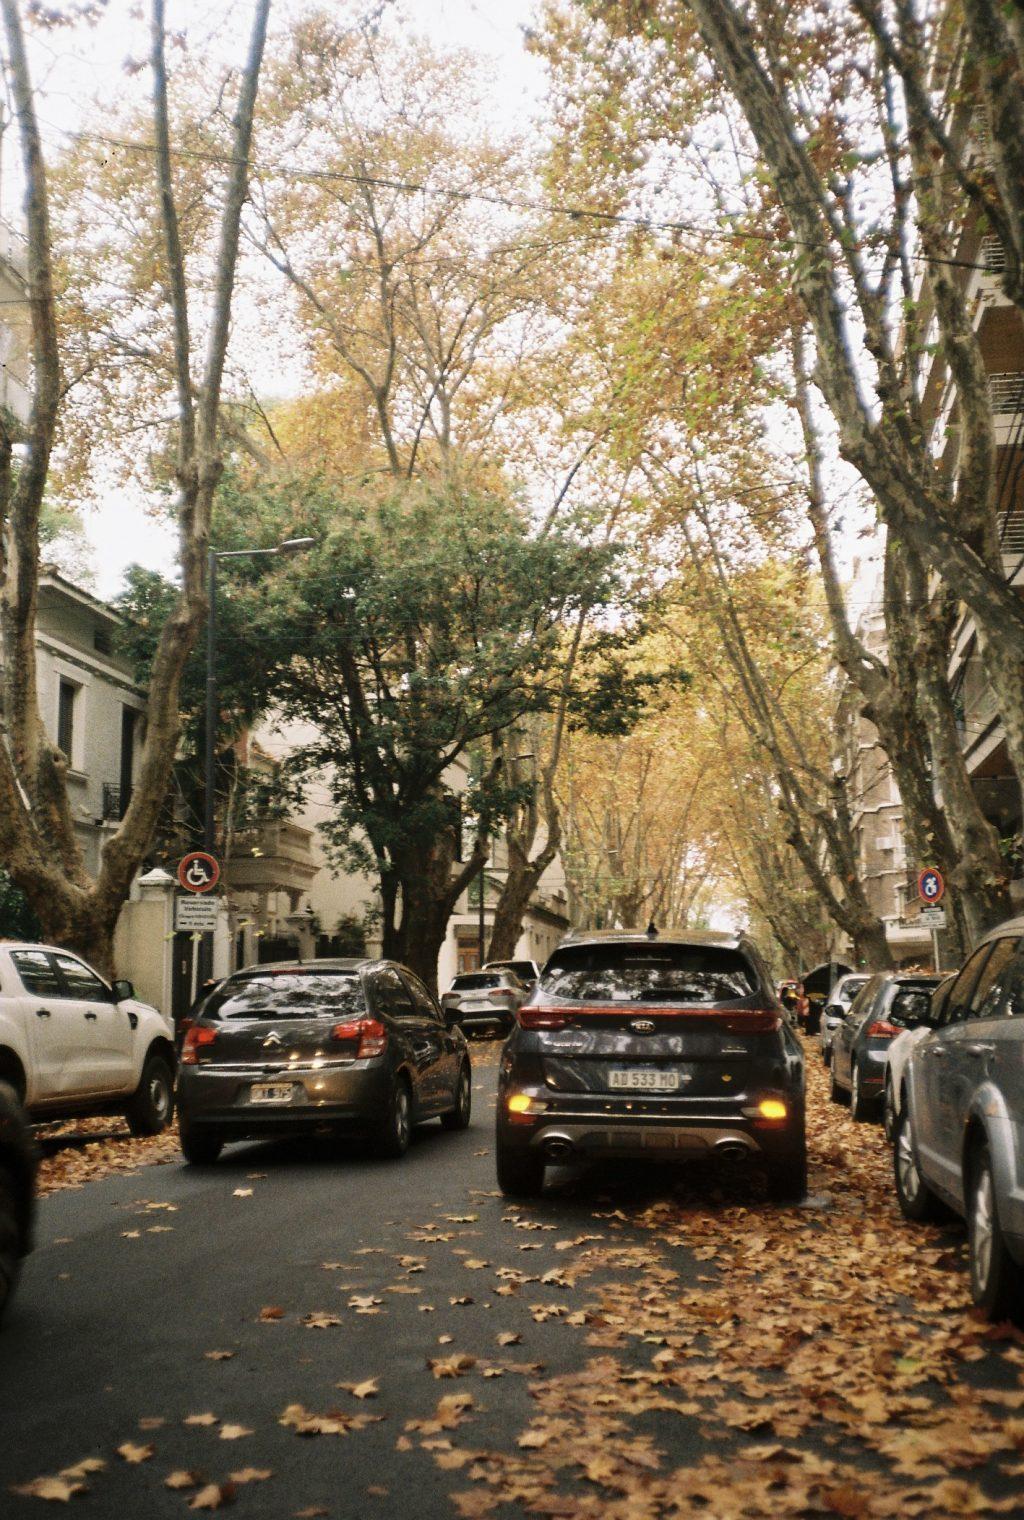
<box><xmin>3</xmin><ymin>1052</ymin><xmax>1023</xmax><ymax>1519</ymax></box>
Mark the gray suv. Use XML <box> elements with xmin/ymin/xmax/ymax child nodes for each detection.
<box><xmin>893</xmin><ymin>919</ymin><xmax>1024</xmax><ymax>1319</ymax></box>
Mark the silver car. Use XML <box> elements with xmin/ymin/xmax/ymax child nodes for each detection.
<box><xmin>893</xmin><ymin>920</ymin><xmax>1024</xmax><ymax>1320</ymax></box>
<box><xmin>818</xmin><ymin>973</ymin><xmax>871</xmax><ymax>1064</ymax></box>
<box><xmin>441</xmin><ymin>971</ymin><xmax>528</xmax><ymax>1037</ymax></box>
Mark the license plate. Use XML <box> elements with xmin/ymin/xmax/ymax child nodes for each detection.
<box><xmin>608</xmin><ymin>1068</ymin><xmax>681</xmax><ymax>1092</ymax></box>
<box><xmin>249</xmin><ymin>1083</ymin><xmax>295</xmax><ymax>1104</ymax></box>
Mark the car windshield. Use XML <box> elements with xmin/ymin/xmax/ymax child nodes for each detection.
<box><xmin>541</xmin><ymin>945</ymin><xmax>757</xmax><ymax>1004</ymax></box>
<box><xmin>452</xmin><ymin>974</ymin><xmax>501</xmax><ymax>990</ymax></box>
<box><xmin>838</xmin><ymin>978</ymin><xmax>868</xmax><ymax>1002</ymax></box>
<box><xmin>201</xmin><ymin>972</ymin><xmax>366</xmax><ymax>1020</ymax></box>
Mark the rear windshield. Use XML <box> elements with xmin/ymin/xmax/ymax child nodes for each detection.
<box><xmin>541</xmin><ymin>945</ymin><xmax>758</xmax><ymax>1004</ymax></box>
<box><xmin>452</xmin><ymin>974</ymin><xmax>501</xmax><ymax>990</ymax></box>
<box><xmin>201</xmin><ymin>972</ymin><xmax>366</xmax><ymax>1020</ymax></box>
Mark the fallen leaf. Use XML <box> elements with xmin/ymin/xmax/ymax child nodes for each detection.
<box><xmin>204</xmin><ymin>1351</ymin><xmax>234</xmax><ymax>1362</ymax></box>
<box><xmin>184</xmin><ymin>1413</ymin><xmax>219</xmax><ymax>1427</ymax></box>
<box><xmin>165</xmin><ymin>1471</ymin><xmax>201</xmax><ymax>1490</ymax></box>
<box><xmin>428</xmin><ymin>1354</ymin><xmax>476</xmax><ymax>1379</ymax></box>
<box><xmin>189</xmin><ymin>1482</ymin><xmax>236</xmax><ymax>1510</ymax></box>
<box><xmin>337</xmin><ymin>1380</ymin><xmax>379</xmax><ymax>1400</ymax></box>
<box><xmin>218</xmin><ymin>1425</ymin><xmax>252</xmax><ymax>1441</ymax></box>
<box><xmin>258</xmin><ymin>1306</ymin><xmax>285</xmax><ymax>1322</ymax></box>
<box><xmin>58</xmin><ymin>1459</ymin><xmax>105</xmax><ymax>1481</ymax></box>
<box><xmin>232</xmin><ymin>1188</ymin><xmax>253</xmax><ymax>1198</ymax></box>
<box><xmin>11</xmin><ymin>1476</ymin><xmax>86</xmax><ymax>1502</ymax></box>
<box><xmin>302</xmin><ymin>1312</ymin><xmax>342</xmax><ymax>1329</ymax></box>
<box><xmin>497</xmin><ymin>1332</ymin><xmax>521</xmax><ymax>1346</ymax></box>
<box><xmin>117</xmin><ymin>1442</ymin><xmax>154</xmax><ymax>1464</ymax></box>
<box><xmin>228</xmin><ymin>1468</ymin><xmax>272</xmax><ymax>1484</ymax></box>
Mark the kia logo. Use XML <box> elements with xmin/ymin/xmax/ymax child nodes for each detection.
<box><xmin>263</xmin><ymin>1031</ymin><xmax>283</xmax><ymax>1047</ymax></box>
<box><xmin>630</xmin><ymin>1019</ymin><xmax>656</xmax><ymax>1034</ymax></box>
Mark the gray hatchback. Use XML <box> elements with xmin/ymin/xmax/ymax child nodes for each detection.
<box><xmin>893</xmin><ymin>919</ymin><xmax>1024</xmax><ymax>1319</ymax></box>
<box><xmin>176</xmin><ymin>959</ymin><xmax>471</xmax><ymax>1164</ymax></box>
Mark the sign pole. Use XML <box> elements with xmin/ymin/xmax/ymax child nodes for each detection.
<box><xmin>932</xmin><ymin>927</ymin><xmax>941</xmax><ymax>974</ymax></box>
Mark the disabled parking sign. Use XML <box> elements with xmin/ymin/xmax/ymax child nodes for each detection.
<box><xmin>917</xmin><ymin>867</ymin><xmax>945</xmax><ymax>905</ymax></box>
<box><xmin>177</xmin><ymin>851</ymin><xmax>221</xmax><ymax>894</ymax></box>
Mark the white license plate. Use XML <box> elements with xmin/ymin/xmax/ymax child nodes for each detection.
<box><xmin>249</xmin><ymin>1083</ymin><xmax>295</xmax><ymax>1104</ymax></box>
<box><xmin>608</xmin><ymin>1068</ymin><xmax>681</xmax><ymax>1092</ymax></box>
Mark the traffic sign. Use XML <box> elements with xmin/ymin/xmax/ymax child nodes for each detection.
<box><xmin>919</xmin><ymin>907</ymin><xmax>947</xmax><ymax>928</ymax></box>
<box><xmin>177</xmin><ymin>851</ymin><xmax>221</xmax><ymax>894</ymax></box>
<box><xmin>917</xmin><ymin>867</ymin><xmax>945</xmax><ymax>905</ymax></box>
<box><xmin>175</xmin><ymin>895</ymin><xmax>219</xmax><ymax>932</ymax></box>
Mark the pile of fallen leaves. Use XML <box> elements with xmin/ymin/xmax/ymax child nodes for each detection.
<box><xmin>404</xmin><ymin>1048</ymin><xmax>1024</xmax><ymax>1518</ymax></box>
<box><xmin>36</xmin><ymin>1117</ymin><xmax>180</xmax><ymax>1196</ymax></box>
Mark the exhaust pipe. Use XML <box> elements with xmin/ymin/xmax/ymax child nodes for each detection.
<box><xmin>715</xmin><ymin>1140</ymin><xmax>751</xmax><ymax>1162</ymax></box>
<box><xmin>543</xmin><ymin>1135</ymin><xmax>574</xmax><ymax>1162</ymax></box>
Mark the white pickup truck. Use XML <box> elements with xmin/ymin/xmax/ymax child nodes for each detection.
<box><xmin>0</xmin><ymin>942</ymin><xmax>176</xmax><ymax>1134</ymax></box>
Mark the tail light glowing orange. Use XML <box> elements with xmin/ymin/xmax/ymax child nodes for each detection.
<box><xmin>180</xmin><ymin>1025</ymin><xmax>217</xmax><ymax>1064</ymax></box>
<box><xmin>866</xmin><ymin>1020</ymin><xmax>899</xmax><ymax>1039</ymax></box>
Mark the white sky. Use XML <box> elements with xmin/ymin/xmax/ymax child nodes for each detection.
<box><xmin>12</xmin><ymin>0</ymin><xmax>543</xmax><ymax>595</ymax></box>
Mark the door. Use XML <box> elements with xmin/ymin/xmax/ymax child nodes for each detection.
<box><xmin>916</xmin><ymin>943</ymin><xmax>994</xmax><ymax>1192</ymax></box>
<box><xmin>374</xmin><ymin>968</ymin><xmax>444</xmax><ymax>1113</ymax></box>
<box><xmin>10</xmin><ymin>949</ymin><xmax>93</xmax><ymax>1100</ymax></box>
<box><xmin>402</xmin><ymin>970</ymin><xmax>458</xmax><ymax>1102</ymax></box>
<box><xmin>52</xmin><ymin>953</ymin><xmax>134</xmax><ymax>1095</ymax></box>
<box><xmin>834</xmin><ymin>981</ymin><xmax>879</xmax><ymax>1087</ymax></box>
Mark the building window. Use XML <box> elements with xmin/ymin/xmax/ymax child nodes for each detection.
<box><xmin>57</xmin><ymin>679</ymin><xmax>77</xmax><ymax>762</ymax></box>
<box><xmin>119</xmin><ymin>706</ymin><xmax>137</xmax><ymax>811</ymax></box>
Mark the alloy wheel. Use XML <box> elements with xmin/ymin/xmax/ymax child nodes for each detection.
<box><xmin>851</xmin><ymin>1066</ymin><xmax>860</xmax><ymax>1112</ymax></box>
<box><xmin>971</xmin><ymin>1165</ymin><xmax>995</xmax><ymax>1295</ymax></box>
<box><xmin>896</xmin><ymin>1120</ymin><xmax>921</xmax><ymax>1202</ymax></box>
<box><xmin>150</xmin><ymin>1072</ymin><xmax>171</xmax><ymax>1122</ymax></box>
<box><xmin>394</xmin><ymin>1086</ymin><xmax>411</xmax><ymax>1149</ymax></box>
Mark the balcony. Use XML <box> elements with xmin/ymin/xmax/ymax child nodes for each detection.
<box><xmin>989</xmin><ymin>372</ymin><xmax>1024</xmax><ymax>415</ymax></box>
<box><xmin>101</xmin><ymin>783</ymin><xmax>129</xmax><ymax>822</ymax></box>
<box><xmin>224</xmin><ymin>817</ymin><xmax>319</xmax><ymax>896</ymax></box>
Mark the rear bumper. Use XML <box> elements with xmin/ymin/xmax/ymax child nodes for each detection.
<box><xmin>497</xmin><ymin>1102</ymin><xmax>803</xmax><ymax>1164</ymax></box>
<box><xmin>177</xmin><ymin>1060</ymin><xmax>392</xmax><ymax>1132</ymax></box>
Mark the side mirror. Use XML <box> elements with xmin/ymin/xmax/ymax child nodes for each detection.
<box><xmin>112</xmin><ymin>978</ymin><xmax>134</xmax><ymax>1002</ymax></box>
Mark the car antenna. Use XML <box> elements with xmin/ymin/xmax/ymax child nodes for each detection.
<box><xmin>646</xmin><ymin>920</ymin><xmax>658</xmax><ymax>939</ymax></box>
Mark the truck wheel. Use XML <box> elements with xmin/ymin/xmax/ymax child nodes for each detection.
<box><xmin>968</xmin><ymin>1143</ymin><xmax>1024</xmax><ymax>1323</ymax></box>
<box><xmin>495</xmin><ymin>1136</ymin><xmax>545</xmax><ymax>1197</ymax></box>
<box><xmin>126</xmin><ymin>1053</ymin><xmax>174</xmax><ymax>1136</ymax></box>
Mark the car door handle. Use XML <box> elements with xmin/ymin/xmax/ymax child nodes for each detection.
<box><xmin>84</xmin><ymin>1011</ymin><xmax>98</xmax><ymax>1021</ymax></box>
<box><xmin>35</xmin><ymin>1007</ymin><xmax>51</xmax><ymax>1018</ymax></box>
<box><xmin>964</xmin><ymin>1042</ymin><xmax>995</xmax><ymax>1056</ymax></box>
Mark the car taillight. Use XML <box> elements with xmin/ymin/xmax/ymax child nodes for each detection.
<box><xmin>331</xmin><ymin>1018</ymin><xmax>387</xmax><ymax>1058</ymax></box>
<box><xmin>516</xmin><ymin>1005</ymin><xmax>569</xmax><ymax>1030</ymax></box>
<box><xmin>866</xmin><ymin>1020</ymin><xmax>899</xmax><ymax>1039</ymax></box>
<box><xmin>180</xmin><ymin>1025</ymin><xmax>217</xmax><ymax>1064</ymax></box>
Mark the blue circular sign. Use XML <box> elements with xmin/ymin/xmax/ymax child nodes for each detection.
<box><xmin>917</xmin><ymin>868</ymin><xmax>945</xmax><ymax>905</ymax></box>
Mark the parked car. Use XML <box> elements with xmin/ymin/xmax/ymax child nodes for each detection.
<box><xmin>883</xmin><ymin>975</ymin><xmax>954</xmax><ymax>1142</ymax></box>
<box><xmin>830</xmin><ymin>972</ymin><xmax>943</xmax><ymax>1121</ymax></box>
<box><xmin>0</xmin><ymin>1082</ymin><xmax>36</xmax><ymax>1327</ymax></box>
<box><xmin>441</xmin><ymin>970</ymin><xmax>528</xmax><ymax>1037</ymax></box>
<box><xmin>893</xmin><ymin>920</ymin><xmax>1024</xmax><ymax>1319</ymax></box>
<box><xmin>0</xmin><ymin>943</ymin><xmax>176</xmax><ymax>1134</ymax></box>
<box><xmin>485</xmin><ymin>959</ymin><xmax>541</xmax><ymax>995</ymax></box>
<box><xmin>495</xmin><ymin>929</ymin><xmax>806</xmax><ymax>1201</ymax></box>
<box><xmin>176</xmin><ymin>959</ymin><xmax>472</xmax><ymax>1164</ymax></box>
<box><xmin>801</xmin><ymin>961</ymin><xmax>854</xmax><ymax>1036</ymax></box>
<box><xmin>819</xmin><ymin>973</ymin><xmax>872</xmax><ymax>1065</ymax></box>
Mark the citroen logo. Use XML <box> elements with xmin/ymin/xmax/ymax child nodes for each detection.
<box><xmin>630</xmin><ymin>1019</ymin><xmax>656</xmax><ymax>1034</ymax></box>
<box><xmin>263</xmin><ymin>1031</ymin><xmax>283</xmax><ymax>1048</ymax></box>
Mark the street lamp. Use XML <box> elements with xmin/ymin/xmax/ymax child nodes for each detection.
<box><xmin>203</xmin><ymin>536</ymin><xmax>316</xmax><ymax>854</ymax></box>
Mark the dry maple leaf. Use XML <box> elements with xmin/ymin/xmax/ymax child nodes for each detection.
<box><xmin>257</xmin><ymin>1306</ymin><xmax>285</xmax><ymax>1322</ymax></box>
<box><xmin>184</xmin><ymin>1413</ymin><xmax>219</xmax><ymax>1427</ymax></box>
<box><xmin>496</xmin><ymin>1332</ymin><xmax>521</xmax><ymax>1346</ymax></box>
<box><xmin>218</xmin><ymin>1424</ymin><xmax>252</xmax><ymax>1441</ymax></box>
<box><xmin>302</xmin><ymin>1311</ymin><xmax>342</xmax><ymax>1329</ymax></box>
<box><xmin>188</xmin><ymin>1481</ymin><xmax>236</xmax><ymax>1510</ymax></box>
<box><xmin>232</xmin><ymin>1188</ymin><xmax>253</xmax><ymax>1198</ymax></box>
<box><xmin>165</xmin><ymin>1471</ymin><xmax>201</xmax><ymax>1490</ymax></box>
<box><xmin>204</xmin><ymin>1351</ymin><xmax>234</xmax><ymax>1362</ymax></box>
<box><xmin>463</xmin><ymin>1260</ymin><xmax>490</xmax><ymax>1270</ymax></box>
<box><xmin>58</xmin><ymin>1459</ymin><xmax>105</xmax><ymax>1480</ymax></box>
<box><xmin>428</xmin><ymin>1353</ymin><xmax>476</xmax><ymax>1379</ymax></box>
<box><xmin>227</xmin><ymin>1468</ymin><xmax>272</xmax><ymax>1484</ymax></box>
<box><xmin>450</xmin><ymin>1296</ymin><xmax>474</xmax><ymax>1306</ymax></box>
<box><xmin>337</xmin><ymin>1380</ymin><xmax>379</xmax><ymax>1399</ymax></box>
<box><xmin>11</xmin><ymin>1475</ymin><xmax>86</xmax><ymax>1502</ymax></box>
<box><xmin>293</xmin><ymin>1508</ymin><xmax>328</xmax><ymax>1518</ymax></box>
<box><xmin>348</xmin><ymin>1295</ymin><xmax>383</xmax><ymax>1313</ymax></box>
<box><xmin>444</xmin><ymin>1214</ymin><xmax>478</xmax><ymax>1223</ymax></box>
<box><xmin>116</xmin><ymin>1442</ymin><xmax>154</xmax><ymax>1464</ymax></box>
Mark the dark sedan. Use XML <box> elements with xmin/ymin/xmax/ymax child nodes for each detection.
<box><xmin>0</xmin><ymin>1082</ymin><xmax>36</xmax><ymax>1326</ymax></box>
<box><xmin>176</xmin><ymin>959</ymin><xmax>471</xmax><ymax>1164</ymax></box>
<box><xmin>829</xmin><ymin>972</ymin><xmax>942</xmax><ymax>1121</ymax></box>
<box><xmin>496</xmin><ymin>929</ymin><xmax>806</xmax><ymax>1202</ymax></box>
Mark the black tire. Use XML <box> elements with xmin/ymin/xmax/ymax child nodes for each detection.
<box><xmin>126</xmin><ymin>1053</ymin><xmax>174</xmax><ymax>1137</ymax></box>
<box><xmin>829</xmin><ymin>1055</ymin><xmax>847</xmax><ymax>1105</ymax></box>
<box><xmin>375</xmin><ymin>1076</ymin><xmax>412</xmax><ymax>1159</ymax></box>
<box><xmin>967</xmin><ymin>1142</ymin><xmax>1024</xmax><ymax>1322</ymax></box>
<box><xmin>179</xmin><ymin>1117</ymin><xmax>223</xmax><ymax>1166</ymax></box>
<box><xmin>440</xmin><ymin>1062</ymin><xmax>472</xmax><ymax>1132</ymax></box>
<box><xmin>893</xmin><ymin>1104</ymin><xmax>941</xmax><ymax>1222</ymax></box>
<box><xmin>0</xmin><ymin>1169</ymin><xmax>22</xmax><ymax>1327</ymax></box>
<box><xmin>495</xmin><ymin>1135</ymin><xmax>545</xmax><ymax>1197</ymax></box>
<box><xmin>766</xmin><ymin>1136</ymin><xmax>808</xmax><ymax>1203</ymax></box>
<box><xmin>883</xmin><ymin>1076</ymin><xmax>897</xmax><ymax>1144</ymax></box>
<box><xmin>850</xmin><ymin>1062</ymin><xmax>875</xmax><ymax>1123</ymax></box>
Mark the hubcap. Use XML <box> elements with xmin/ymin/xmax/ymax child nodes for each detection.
<box><xmin>972</xmin><ymin>1166</ymin><xmax>995</xmax><ymax>1293</ymax></box>
<box><xmin>897</xmin><ymin>1121</ymin><xmax>920</xmax><ymax>1202</ymax></box>
<box><xmin>852</xmin><ymin>1068</ymin><xmax>860</xmax><ymax>1109</ymax></box>
<box><xmin>459</xmin><ymin>1071</ymin><xmax>470</xmax><ymax>1117</ymax></box>
<box><xmin>150</xmin><ymin>1075</ymin><xmax>170</xmax><ymax>1119</ymax></box>
<box><xmin>395</xmin><ymin>1089</ymin><xmax>410</xmax><ymax>1146</ymax></box>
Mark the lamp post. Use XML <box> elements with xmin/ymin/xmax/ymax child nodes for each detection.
<box><xmin>203</xmin><ymin>536</ymin><xmax>316</xmax><ymax>854</ymax></box>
